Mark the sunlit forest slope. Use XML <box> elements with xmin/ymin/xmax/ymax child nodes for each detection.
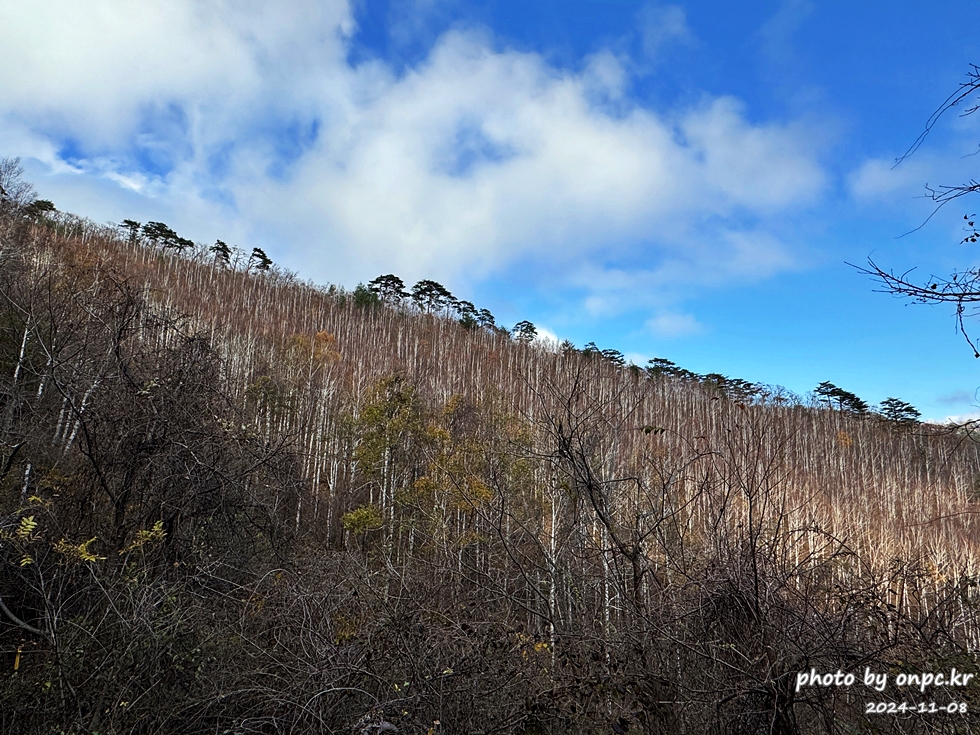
<box><xmin>3</xmin><ymin>161</ymin><xmax>980</xmax><ymax>734</ymax></box>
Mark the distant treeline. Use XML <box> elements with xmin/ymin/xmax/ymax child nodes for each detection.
<box><xmin>26</xmin><ymin>190</ymin><xmax>923</xmax><ymax>429</ymax></box>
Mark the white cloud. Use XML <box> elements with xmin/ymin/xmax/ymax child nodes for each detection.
<box><xmin>0</xmin><ymin>1</ymin><xmax>828</xmax><ymax>301</ymax></box>
<box><xmin>386</xmin><ymin>0</ymin><xmax>456</xmax><ymax>52</ymax></box>
<box><xmin>678</xmin><ymin>97</ymin><xmax>825</xmax><ymax>211</ymax></box>
<box><xmin>532</xmin><ymin>325</ymin><xmax>562</xmax><ymax>350</ymax></box>
<box><xmin>0</xmin><ymin>1</ymin><xmax>353</xmax><ymax>146</ymax></box>
<box><xmin>582</xmin><ymin>51</ymin><xmax>631</xmax><ymax>104</ymax></box>
<box><xmin>927</xmin><ymin>411</ymin><xmax>980</xmax><ymax>426</ymax></box>
<box><xmin>645</xmin><ymin>312</ymin><xmax>704</xmax><ymax>338</ymax></box>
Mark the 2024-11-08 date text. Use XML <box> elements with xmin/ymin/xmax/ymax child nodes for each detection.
<box><xmin>866</xmin><ymin>702</ymin><xmax>967</xmax><ymax>714</ymax></box>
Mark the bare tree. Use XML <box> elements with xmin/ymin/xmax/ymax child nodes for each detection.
<box><xmin>0</xmin><ymin>158</ymin><xmax>36</xmax><ymax>211</ymax></box>
<box><xmin>860</xmin><ymin>64</ymin><xmax>980</xmax><ymax>356</ymax></box>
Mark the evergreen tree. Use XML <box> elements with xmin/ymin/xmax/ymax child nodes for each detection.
<box><xmin>368</xmin><ymin>274</ymin><xmax>409</xmax><ymax>303</ymax></box>
<box><xmin>879</xmin><ymin>397</ymin><xmax>921</xmax><ymax>424</ymax></box>
<box><xmin>814</xmin><ymin>381</ymin><xmax>869</xmax><ymax>414</ymax></box>
<box><xmin>23</xmin><ymin>199</ymin><xmax>55</xmax><ymax>219</ymax></box>
<box><xmin>814</xmin><ymin>381</ymin><xmax>845</xmax><ymax>408</ymax></box>
<box><xmin>353</xmin><ymin>283</ymin><xmax>380</xmax><ymax>308</ymax></box>
<box><xmin>646</xmin><ymin>358</ymin><xmax>699</xmax><ymax>381</ymax></box>
<box><xmin>140</xmin><ymin>221</ymin><xmax>193</xmax><ymax>251</ymax></box>
<box><xmin>720</xmin><ymin>376</ymin><xmax>762</xmax><ymax>402</ymax></box>
<box><xmin>411</xmin><ymin>279</ymin><xmax>455</xmax><ymax>313</ymax></box>
<box><xmin>210</xmin><ymin>239</ymin><xmax>232</xmax><ymax>266</ymax></box>
<box><xmin>512</xmin><ymin>320</ymin><xmax>537</xmax><ymax>343</ymax></box>
<box><xmin>120</xmin><ymin>220</ymin><xmax>141</xmax><ymax>244</ymax></box>
<box><xmin>141</xmin><ymin>221</ymin><xmax>178</xmax><ymax>246</ymax></box>
<box><xmin>476</xmin><ymin>308</ymin><xmax>496</xmax><ymax>330</ymax></box>
<box><xmin>455</xmin><ymin>300</ymin><xmax>479</xmax><ymax>329</ymax></box>
<box><xmin>249</xmin><ymin>247</ymin><xmax>273</xmax><ymax>271</ymax></box>
<box><xmin>600</xmin><ymin>348</ymin><xmax>625</xmax><ymax>366</ymax></box>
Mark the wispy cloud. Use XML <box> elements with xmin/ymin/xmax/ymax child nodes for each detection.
<box><xmin>757</xmin><ymin>0</ymin><xmax>813</xmax><ymax>66</ymax></box>
<box><xmin>848</xmin><ymin>157</ymin><xmax>931</xmax><ymax>201</ymax></box>
<box><xmin>937</xmin><ymin>389</ymin><xmax>979</xmax><ymax>406</ymax></box>
<box><xmin>646</xmin><ymin>312</ymin><xmax>704</xmax><ymax>338</ymax></box>
<box><xmin>638</xmin><ymin>4</ymin><xmax>693</xmax><ymax>60</ymax></box>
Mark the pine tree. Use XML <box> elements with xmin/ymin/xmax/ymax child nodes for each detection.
<box><xmin>368</xmin><ymin>274</ymin><xmax>409</xmax><ymax>303</ymax></box>
<box><xmin>210</xmin><ymin>240</ymin><xmax>232</xmax><ymax>266</ymax></box>
<box><xmin>512</xmin><ymin>320</ymin><xmax>537</xmax><ymax>343</ymax></box>
<box><xmin>411</xmin><ymin>279</ymin><xmax>455</xmax><ymax>313</ymax></box>
<box><xmin>249</xmin><ymin>247</ymin><xmax>273</xmax><ymax>271</ymax></box>
<box><xmin>879</xmin><ymin>397</ymin><xmax>921</xmax><ymax>424</ymax></box>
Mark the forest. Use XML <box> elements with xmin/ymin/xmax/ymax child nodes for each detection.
<box><xmin>2</xmin><ymin>159</ymin><xmax>980</xmax><ymax>734</ymax></box>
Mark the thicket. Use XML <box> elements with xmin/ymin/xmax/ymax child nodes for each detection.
<box><xmin>3</xmin><ymin>164</ymin><xmax>980</xmax><ymax>733</ymax></box>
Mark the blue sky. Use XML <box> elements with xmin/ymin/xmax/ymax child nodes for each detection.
<box><xmin>3</xmin><ymin>0</ymin><xmax>980</xmax><ymax>420</ymax></box>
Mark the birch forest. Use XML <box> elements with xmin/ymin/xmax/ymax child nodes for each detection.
<box><xmin>3</xmin><ymin>160</ymin><xmax>980</xmax><ymax>734</ymax></box>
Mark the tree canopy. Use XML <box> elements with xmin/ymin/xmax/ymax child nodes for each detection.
<box><xmin>249</xmin><ymin>247</ymin><xmax>273</xmax><ymax>271</ymax></box>
<box><xmin>22</xmin><ymin>199</ymin><xmax>55</xmax><ymax>219</ymax></box>
<box><xmin>411</xmin><ymin>279</ymin><xmax>456</xmax><ymax>313</ymax></box>
<box><xmin>141</xmin><ymin>221</ymin><xmax>194</xmax><ymax>251</ymax></box>
<box><xmin>814</xmin><ymin>381</ymin><xmax>870</xmax><ymax>415</ymax></box>
<box><xmin>120</xmin><ymin>219</ymin><xmax>141</xmax><ymax>244</ymax></box>
<box><xmin>368</xmin><ymin>274</ymin><xmax>409</xmax><ymax>303</ymax></box>
<box><xmin>210</xmin><ymin>239</ymin><xmax>232</xmax><ymax>266</ymax></box>
<box><xmin>878</xmin><ymin>397</ymin><xmax>922</xmax><ymax>424</ymax></box>
<box><xmin>511</xmin><ymin>320</ymin><xmax>537</xmax><ymax>343</ymax></box>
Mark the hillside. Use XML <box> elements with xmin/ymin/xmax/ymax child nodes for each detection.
<box><xmin>2</xmin><ymin>165</ymin><xmax>980</xmax><ymax>734</ymax></box>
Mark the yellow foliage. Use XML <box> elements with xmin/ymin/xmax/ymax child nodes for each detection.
<box><xmin>288</xmin><ymin>333</ymin><xmax>311</xmax><ymax>353</ymax></box>
<box><xmin>120</xmin><ymin>520</ymin><xmax>167</xmax><ymax>554</ymax></box>
<box><xmin>456</xmin><ymin>530</ymin><xmax>487</xmax><ymax>547</ymax></box>
<box><xmin>444</xmin><ymin>475</ymin><xmax>493</xmax><ymax>511</ymax></box>
<box><xmin>443</xmin><ymin>394</ymin><xmax>465</xmax><ymax>415</ymax></box>
<box><xmin>464</xmin><ymin>476</ymin><xmax>493</xmax><ymax>505</ymax></box>
<box><xmin>332</xmin><ymin>612</ymin><xmax>361</xmax><ymax>643</ymax></box>
<box><xmin>245</xmin><ymin>593</ymin><xmax>266</xmax><ymax>618</ymax></box>
<box><xmin>312</xmin><ymin>330</ymin><xmax>340</xmax><ymax>363</ymax></box>
<box><xmin>54</xmin><ymin>537</ymin><xmax>106</xmax><ymax>563</ymax></box>
<box><xmin>513</xmin><ymin>632</ymin><xmax>550</xmax><ymax>660</ymax></box>
<box><xmin>400</xmin><ymin>476</ymin><xmax>438</xmax><ymax>505</ymax></box>
<box><xmin>16</xmin><ymin>515</ymin><xmax>37</xmax><ymax>539</ymax></box>
<box><xmin>353</xmin><ymin>375</ymin><xmax>427</xmax><ymax>477</ymax></box>
<box><xmin>285</xmin><ymin>330</ymin><xmax>340</xmax><ymax>374</ymax></box>
<box><xmin>425</xmin><ymin>424</ymin><xmax>451</xmax><ymax>443</ymax></box>
<box><xmin>836</xmin><ymin>430</ymin><xmax>853</xmax><ymax>448</ymax></box>
<box><xmin>341</xmin><ymin>504</ymin><xmax>383</xmax><ymax>534</ymax></box>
